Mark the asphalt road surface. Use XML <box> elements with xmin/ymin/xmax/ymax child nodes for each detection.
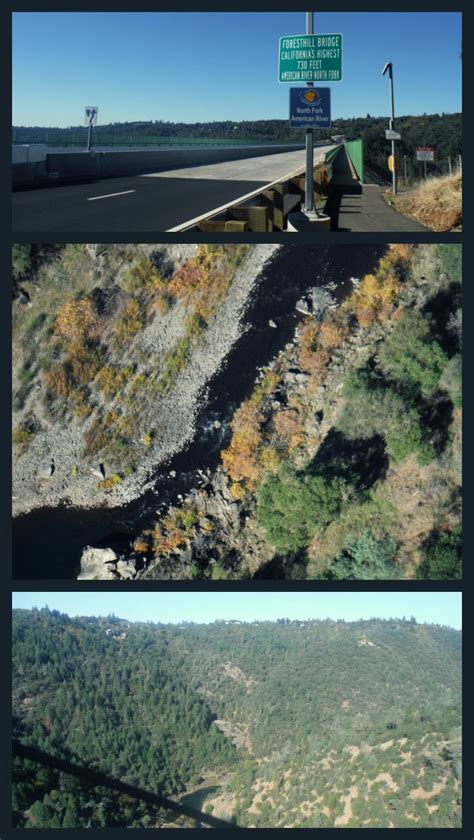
<box><xmin>13</xmin><ymin>148</ymin><xmax>318</xmax><ymax>233</ymax></box>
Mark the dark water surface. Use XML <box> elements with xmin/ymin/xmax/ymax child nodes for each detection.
<box><xmin>13</xmin><ymin>245</ymin><xmax>384</xmax><ymax>580</ymax></box>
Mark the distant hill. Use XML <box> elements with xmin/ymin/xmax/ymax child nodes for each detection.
<box><xmin>13</xmin><ymin>608</ymin><xmax>462</xmax><ymax>828</ymax></box>
<box><xmin>13</xmin><ymin>112</ymin><xmax>461</xmax><ymax>179</ymax></box>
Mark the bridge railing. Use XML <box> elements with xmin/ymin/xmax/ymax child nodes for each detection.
<box><xmin>12</xmin><ymin>131</ymin><xmax>316</xmax><ymax>149</ymax></box>
<box><xmin>344</xmin><ymin>139</ymin><xmax>365</xmax><ymax>182</ymax></box>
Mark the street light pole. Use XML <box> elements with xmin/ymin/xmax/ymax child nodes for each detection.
<box><xmin>304</xmin><ymin>11</ymin><xmax>314</xmax><ymax>213</ymax></box>
<box><xmin>382</xmin><ymin>62</ymin><xmax>397</xmax><ymax>195</ymax></box>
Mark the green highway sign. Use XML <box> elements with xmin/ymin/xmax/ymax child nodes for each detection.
<box><xmin>279</xmin><ymin>33</ymin><xmax>343</xmax><ymax>83</ymax></box>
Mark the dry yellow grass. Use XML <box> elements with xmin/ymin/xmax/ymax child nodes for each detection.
<box><xmin>391</xmin><ymin>173</ymin><xmax>462</xmax><ymax>232</ymax></box>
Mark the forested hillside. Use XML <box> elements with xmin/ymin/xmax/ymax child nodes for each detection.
<box><xmin>13</xmin><ymin>609</ymin><xmax>462</xmax><ymax>828</ymax></box>
<box><xmin>12</xmin><ymin>113</ymin><xmax>461</xmax><ymax>180</ymax></box>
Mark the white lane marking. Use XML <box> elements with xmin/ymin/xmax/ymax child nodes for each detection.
<box><xmin>167</xmin><ymin>154</ymin><xmax>331</xmax><ymax>233</ymax></box>
<box><xmin>88</xmin><ymin>190</ymin><xmax>136</xmax><ymax>201</ymax></box>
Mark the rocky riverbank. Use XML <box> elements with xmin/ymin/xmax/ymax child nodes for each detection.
<box><xmin>76</xmin><ymin>244</ymin><xmax>462</xmax><ymax>580</ymax></box>
<box><xmin>13</xmin><ymin>244</ymin><xmax>279</xmax><ymax>517</ymax></box>
<box><xmin>77</xmin><ymin>272</ymin><xmax>384</xmax><ymax>580</ymax></box>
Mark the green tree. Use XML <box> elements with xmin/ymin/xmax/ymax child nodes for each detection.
<box><xmin>379</xmin><ymin>311</ymin><xmax>447</xmax><ymax>396</ymax></box>
<box><xmin>417</xmin><ymin>527</ymin><xmax>461</xmax><ymax>580</ymax></box>
<box><xmin>328</xmin><ymin>533</ymin><xmax>398</xmax><ymax>579</ymax></box>
<box><xmin>439</xmin><ymin>354</ymin><xmax>462</xmax><ymax>408</ymax></box>
<box><xmin>384</xmin><ymin>407</ymin><xmax>435</xmax><ymax>465</ymax></box>
<box><xmin>436</xmin><ymin>244</ymin><xmax>462</xmax><ymax>284</ymax></box>
<box><xmin>12</xmin><ymin>244</ymin><xmax>32</xmax><ymax>282</ymax></box>
<box><xmin>257</xmin><ymin>466</ymin><xmax>347</xmax><ymax>553</ymax></box>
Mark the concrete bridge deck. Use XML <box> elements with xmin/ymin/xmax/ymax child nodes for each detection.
<box><xmin>12</xmin><ymin>148</ymin><xmax>326</xmax><ymax>234</ymax></box>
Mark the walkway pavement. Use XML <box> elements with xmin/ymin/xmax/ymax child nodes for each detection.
<box><xmin>329</xmin><ymin>182</ymin><xmax>428</xmax><ymax>232</ymax></box>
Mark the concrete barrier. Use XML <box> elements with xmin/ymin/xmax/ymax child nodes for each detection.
<box><xmin>49</xmin><ymin>145</ymin><xmax>307</xmax><ymax>179</ymax></box>
<box><xmin>12</xmin><ymin>161</ymin><xmax>48</xmax><ymax>185</ymax></box>
<box><xmin>13</xmin><ymin>144</ymin><xmax>306</xmax><ymax>187</ymax></box>
<box><xmin>12</xmin><ymin>144</ymin><xmax>48</xmax><ymax>164</ymax></box>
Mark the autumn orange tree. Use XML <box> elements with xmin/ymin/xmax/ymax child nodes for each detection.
<box><xmin>221</xmin><ymin>401</ymin><xmax>264</xmax><ymax>491</ymax></box>
<box><xmin>298</xmin><ymin>318</ymin><xmax>347</xmax><ymax>377</ymax></box>
<box><xmin>151</xmin><ymin>508</ymin><xmax>199</xmax><ymax>555</ymax></box>
<box><xmin>272</xmin><ymin>409</ymin><xmax>304</xmax><ymax>451</ymax></box>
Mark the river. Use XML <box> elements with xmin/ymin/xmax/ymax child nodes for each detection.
<box><xmin>13</xmin><ymin>245</ymin><xmax>384</xmax><ymax>579</ymax></box>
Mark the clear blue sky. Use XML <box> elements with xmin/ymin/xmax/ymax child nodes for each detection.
<box><xmin>12</xmin><ymin>12</ymin><xmax>462</xmax><ymax>126</ymax></box>
<box><xmin>12</xmin><ymin>592</ymin><xmax>461</xmax><ymax>629</ymax></box>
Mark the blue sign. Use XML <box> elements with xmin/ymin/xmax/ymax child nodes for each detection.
<box><xmin>289</xmin><ymin>87</ymin><xmax>331</xmax><ymax>129</ymax></box>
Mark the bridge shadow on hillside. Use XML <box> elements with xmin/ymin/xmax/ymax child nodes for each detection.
<box><xmin>254</xmin><ymin>549</ymin><xmax>308</xmax><ymax>579</ymax></box>
<box><xmin>13</xmin><ymin>741</ymin><xmax>238</xmax><ymax>830</ymax></box>
<box><xmin>422</xmin><ymin>281</ymin><xmax>462</xmax><ymax>356</ymax></box>
<box><xmin>307</xmin><ymin>430</ymin><xmax>389</xmax><ymax>493</ymax></box>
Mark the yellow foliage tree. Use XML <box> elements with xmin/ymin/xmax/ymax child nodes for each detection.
<box><xmin>388</xmin><ymin>243</ymin><xmax>413</xmax><ymax>261</ymax></box>
<box><xmin>259</xmin><ymin>446</ymin><xmax>281</xmax><ymax>474</ymax></box>
<box><xmin>351</xmin><ymin>272</ymin><xmax>399</xmax><ymax>327</ymax></box>
<box><xmin>54</xmin><ymin>299</ymin><xmax>98</xmax><ymax>346</ymax></box>
<box><xmin>113</xmin><ymin>299</ymin><xmax>144</xmax><ymax>343</ymax></box>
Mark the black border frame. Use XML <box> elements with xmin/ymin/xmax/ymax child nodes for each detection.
<box><xmin>3</xmin><ymin>0</ymin><xmax>470</xmax><ymax>837</ymax></box>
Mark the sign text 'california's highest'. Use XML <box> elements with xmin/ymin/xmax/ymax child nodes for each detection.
<box><xmin>279</xmin><ymin>33</ymin><xmax>343</xmax><ymax>83</ymax></box>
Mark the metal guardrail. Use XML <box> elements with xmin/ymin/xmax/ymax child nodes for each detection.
<box><xmin>13</xmin><ymin>741</ymin><xmax>237</xmax><ymax>829</ymax></box>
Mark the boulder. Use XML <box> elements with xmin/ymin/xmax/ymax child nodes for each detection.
<box><xmin>78</xmin><ymin>547</ymin><xmax>118</xmax><ymax>580</ymax></box>
<box><xmin>116</xmin><ymin>559</ymin><xmax>137</xmax><ymax>580</ymax></box>
<box><xmin>295</xmin><ymin>298</ymin><xmax>310</xmax><ymax>315</ymax></box>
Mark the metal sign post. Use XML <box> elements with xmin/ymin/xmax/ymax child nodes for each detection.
<box><xmin>305</xmin><ymin>12</ymin><xmax>314</xmax><ymax>213</ymax></box>
<box><xmin>87</xmin><ymin>122</ymin><xmax>93</xmax><ymax>152</ymax></box>
<box><xmin>84</xmin><ymin>107</ymin><xmax>99</xmax><ymax>152</ymax></box>
<box><xmin>382</xmin><ymin>63</ymin><xmax>396</xmax><ymax>195</ymax></box>
<box><xmin>279</xmin><ymin>19</ymin><xmax>341</xmax><ymax>223</ymax></box>
<box><xmin>416</xmin><ymin>147</ymin><xmax>435</xmax><ymax>179</ymax></box>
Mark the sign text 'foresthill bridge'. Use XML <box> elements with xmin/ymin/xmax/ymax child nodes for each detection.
<box><xmin>279</xmin><ymin>34</ymin><xmax>343</xmax><ymax>82</ymax></box>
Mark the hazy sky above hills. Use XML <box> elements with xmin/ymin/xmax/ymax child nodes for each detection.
<box><xmin>12</xmin><ymin>12</ymin><xmax>461</xmax><ymax>126</ymax></box>
<box><xmin>12</xmin><ymin>592</ymin><xmax>462</xmax><ymax>629</ymax></box>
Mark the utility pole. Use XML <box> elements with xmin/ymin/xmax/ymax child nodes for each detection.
<box><xmin>382</xmin><ymin>62</ymin><xmax>397</xmax><ymax>195</ymax></box>
<box><xmin>304</xmin><ymin>11</ymin><xmax>314</xmax><ymax>213</ymax></box>
<box><xmin>448</xmin><ymin>156</ymin><xmax>452</xmax><ymax>176</ymax></box>
<box><xmin>404</xmin><ymin>155</ymin><xmax>407</xmax><ymax>186</ymax></box>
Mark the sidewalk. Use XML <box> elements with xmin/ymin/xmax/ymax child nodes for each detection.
<box><xmin>327</xmin><ymin>180</ymin><xmax>428</xmax><ymax>232</ymax></box>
